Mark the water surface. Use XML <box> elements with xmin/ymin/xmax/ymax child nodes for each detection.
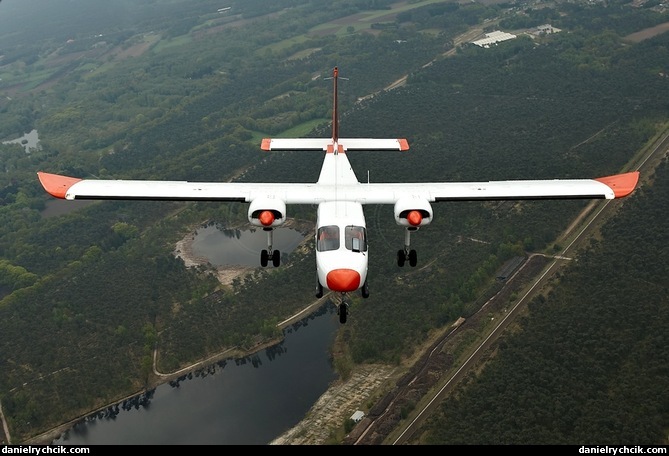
<box><xmin>54</xmin><ymin>305</ymin><xmax>339</xmax><ymax>445</ymax></box>
<box><xmin>2</xmin><ymin>129</ymin><xmax>40</xmax><ymax>153</ymax></box>
<box><xmin>192</xmin><ymin>224</ymin><xmax>306</xmax><ymax>266</ymax></box>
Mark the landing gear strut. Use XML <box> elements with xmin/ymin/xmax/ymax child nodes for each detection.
<box><xmin>397</xmin><ymin>227</ymin><xmax>418</xmax><ymax>267</ymax></box>
<box><xmin>336</xmin><ymin>293</ymin><xmax>350</xmax><ymax>324</ymax></box>
<box><xmin>260</xmin><ymin>227</ymin><xmax>280</xmax><ymax>267</ymax></box>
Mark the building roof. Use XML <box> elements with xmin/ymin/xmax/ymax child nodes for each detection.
<box><xmin>472</xmin><ymin>30</ymin><xmax>517</xmax><ymax>47</ymax></box>
<box><xmin>496</xmin><ymin>256</ymin><xmax>526</xmax><ymax>281</ymax></box>
<box><xmin>350</xmin><ymin>410</ymin><xmax>365</xmax><ymax>421</ymax></box>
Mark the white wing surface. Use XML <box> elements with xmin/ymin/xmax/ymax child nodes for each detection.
<box><xmin>355</xmin><ymin>171</ymin><xmax>639</xmax><ymax>203</ymax></box>
<box><xmin>37</xmin><ymin>171</ymin><xmax>639</xmax><ymax>204</ymax></box>
<box><xmin>37</xmin><ymin>172</ymin><xmax>322</xmax><ymax>204</ymax></box>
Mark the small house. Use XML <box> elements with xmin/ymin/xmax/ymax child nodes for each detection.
<box><xmin>350</xmin><ymin>410</ymin><xmax>365</xmax><ymax>423</ymax></box>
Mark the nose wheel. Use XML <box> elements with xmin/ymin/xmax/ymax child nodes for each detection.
<box><xmin>336</xmin><ymin>294</ymin><xmax>349</xmax><ymax>324</ymax></box>
<box><xmin>260</xmin><ymin>228</ymin><xmax>280</xmax><ymax>267</ymax></box>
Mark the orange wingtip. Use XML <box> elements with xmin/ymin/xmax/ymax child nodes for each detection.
<box><xmin>261</xmin><ymin>138</ymin><xmax>271</xmax><ymax>151</ymax></box>
<box><xmin>37</xmin><ymin>171</ymin><xmax>82</xmax><ymax>199</ymax></box>
<box><xmin>595</xmin><ymin>171</ymin><xmax>639</xmax><ymax>198</ymax></box>
<box><xmin>398</xmin><ymin>139</ymin><xmax>410</xmax><ymax>151</ymax></box>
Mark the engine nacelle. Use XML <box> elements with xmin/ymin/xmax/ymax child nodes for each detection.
<box><xmin>394</xmin><ymin>197</ymin><xmax>433</xmax><ymax>227</ymax></box>
<box><xmin>248</xmin><ymin>197</ymin><xmax>286</xmax><ymax>228</ymax></box>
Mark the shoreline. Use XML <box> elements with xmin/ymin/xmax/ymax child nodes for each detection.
<box><xmin>174</xmin><ymin>219</ymin><xmax>314</xmax><ymax>286</ymax></box>
<box><xmin>173</xmin><ymin>226</ymin><xmax>257</xmax><ymax>286</ymax></box>
<box><xmin>25</xmin><ymin>221</ymin><xmax>328</xmax><ymax>445</ymax></box>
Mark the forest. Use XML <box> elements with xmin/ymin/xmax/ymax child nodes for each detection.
<box><xmin>414</xmin><ymin>157</ymin><xmax>669</xmax><ymax>444</ymax></box>
<box><xmin>0</xmin><ymin>0</ymin><xmax>668</xmax><ymax>444</ymax></box>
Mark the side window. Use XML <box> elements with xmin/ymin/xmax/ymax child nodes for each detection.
<box><xmin>317</xmin><ymin>225</ymin><xmax>340</xmax><ymax>251</ymax></box>
<box><xmin>345</xmin><ymin>226</ymin><xmax>367</xmax><ymax>252</ymax></box>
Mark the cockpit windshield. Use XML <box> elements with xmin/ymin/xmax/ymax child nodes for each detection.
<box><xmin>317</xmin><ymin>225</ymin><xmax>367</xmax><ymax>252</ymax></box>
<box><xmin>345</xmin><ymin>226</ymin><xmax>367</xmax><ymax>252</ymax></box>
<box><xmin>317</xmin><ymin>225</ymin><xmax>340</xmax><ymax>251</ymax></box>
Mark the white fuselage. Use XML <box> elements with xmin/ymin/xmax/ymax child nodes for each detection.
<box><xmin>315</xmin><ymin>200</ymin><xmax>368</xmax><ymax>293</ymax></box>
<box><xmin>314</xmin><ymin>146</ymin><xmax>368</xmax><ymax>293</ymax></box>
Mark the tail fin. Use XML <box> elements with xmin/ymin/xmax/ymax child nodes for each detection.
<box><xmin>332</xmin><ymin>66</ymin><xmax>340</xmax><ymax>143</ymax></box>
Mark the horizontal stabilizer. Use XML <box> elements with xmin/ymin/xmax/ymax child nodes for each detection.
<box><xmin>261</xmin><ymin>138</ymin><xmax>409</xmax><ymax>152</ymax></box>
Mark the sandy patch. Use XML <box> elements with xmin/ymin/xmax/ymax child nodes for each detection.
<box><xmin>173</xmin><ymin>231</ymin><xmax>254</xmax><ymax>286</ymax></box>
<box><xmin>624</xmin><ymin>21</ymin><xmax>669</xmax><ymax>43</ymax></box>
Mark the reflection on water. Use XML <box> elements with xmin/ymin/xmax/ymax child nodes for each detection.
<box><xmin>53</xmin><ymin>305</ymin><xmax>339</xmax><ymax>445</ymax></box>
<box><xmin>192</xmin><ymin>222</ymin><xmax>306</xmax><ymax>267</ymax></box>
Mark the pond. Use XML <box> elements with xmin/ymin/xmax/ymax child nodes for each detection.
<box><xmin>2</xmin><ymin>129</ymin><xmax>40</xmax><ymax>153</ymax></box>
<box><xmin>190</xmin><ymin>223</ymin><xmax>307</xmax><ymax>267</ymax></box>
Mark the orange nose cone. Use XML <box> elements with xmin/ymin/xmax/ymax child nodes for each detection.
<box><xmin>407</xmin><ymin>210</ymin><xmax>423</xmax><ymax>226</ymax></box>
<box><xmin>326</xmin><ymin>269</ymin><xmax>361</xmax><ymax>292</ymax></box>
<box><xmin>258</xmin><ymin>210</ymin><xmax>275</xmax><ymax>226</ymax></box>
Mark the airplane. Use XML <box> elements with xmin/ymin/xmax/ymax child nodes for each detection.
<box><xmin>37</xmin><ymin>67</ymin><xmax>640</xmax><ymax>324</ymax></box>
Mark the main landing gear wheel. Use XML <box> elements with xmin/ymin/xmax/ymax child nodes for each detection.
<box><xmin>398</xmin><ymin>227</ymin><xmax>418</xmax><ymax>267</ymax></box>
<box><xmin>315</xmin><ymin>281</ymin><xmax>323</xmax><ymax>299</ymax></box>
<box><xmin>408</xmin><ymin>249</ymin><xmax>417</xmax><ymax>267</ymax></box>
<box><xmin>260</xmin><ymin>249</ymin><xmax>280</xmax><ymax>267</ymax></box>
<box><xmin>397</xmin><ymin>249</ymin><xmax>417</xmax><ymax>267</ymax></box>
<box><xmin>397</xmin><ymin>249</ymin><xmax>405</xmax><ymax>267</ymax></box>
<box><xmin>260</xmin><ymin>228</ymin><xmax>280</xmax><ymax>267</ymax></box>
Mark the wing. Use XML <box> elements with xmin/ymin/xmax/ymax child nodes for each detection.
<box><xmin>36</xmin><ymin>171</ymin><xmax>323</xmax><ymax>203</ymax></box>
<box><xmin>354</xmin><ymin>171</ymin><xmax>640</xmax><ymax>203</ymax></box>
<box><xmin>38</xmin><ymin>170</ymin><xmax>638</xmax><ymax>204</ymax></box>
